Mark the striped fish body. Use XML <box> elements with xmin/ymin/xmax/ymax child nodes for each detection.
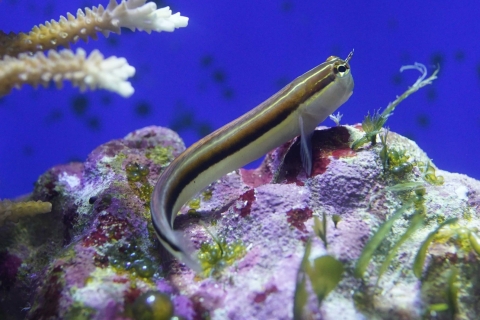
<box><xmin>151</xmin><ymin>55</ymin><xmax>354</xmax><ymax>270</ymax></box>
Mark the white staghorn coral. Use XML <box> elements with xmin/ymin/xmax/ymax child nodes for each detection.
<box><xmin>0</xmin><ymin>0</ymin><xmax>189</xmax><ymax>96</ymax></box>
<box><xmin>106</xmin><ymin>0</ymin><xmax>189</xmax><ymax>33</ymax></box>
<box><xmin>0</xmin><ymin>0</ymin><xmax>189</xmax><ymax>56</ymax></box>
<box><xmin>0</xmin><ymin>48</ymin><xmax>136</xmax><ymax>97</ymax></box>
<box><xmin>0</xmin><ymin>199</ymin><xmax>52</xmax><ymax>225</ymax></box>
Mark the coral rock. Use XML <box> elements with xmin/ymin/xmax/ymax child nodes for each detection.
<box><xmin>1</xmin><ymin>125</ymin><xmax>480</xmax><ymax>320</ymax></box>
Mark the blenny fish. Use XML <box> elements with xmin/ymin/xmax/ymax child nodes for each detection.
<box><xmin>151</xmin><ymin>53</ymin><xmax>354</xmax><ymax>271</ymax></box>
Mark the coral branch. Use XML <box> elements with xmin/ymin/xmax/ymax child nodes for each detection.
<box><xmin>0</xmin><ymin>199</ymin><xmax>52</xmax><ymax>225</ymax></box>
<box><xmin>0</xmin><ymin>48</ymin><xmax>136</xmax><ymax>97</ymax></box>
<box><xmin>0</xmin><ymin>0</ymin><xmax>188</xmax><ymax>57</ymax></box>
<box><xmin>0</xmin><ymin>1</ymin><xmax>188</xmax><ymax>97</ymax></box>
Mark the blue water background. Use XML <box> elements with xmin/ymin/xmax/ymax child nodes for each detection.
<box><xmin>1</xmin><ymin>0</ymin><xmax>479</xmax><ymax>198</ymax></box>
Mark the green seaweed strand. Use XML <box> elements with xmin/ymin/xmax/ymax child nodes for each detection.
<box><xmin>352</xmin><ymin>63</ymin><xmax>439</xmax><ymax>150</ymax></box>
<box><xmin>413</xmin><ymin>218</ymin><xmax>458</xmax><ymax>278</ymax></box>
<box><xmin>376</xmin><ymin>213</ymin><xmax>424</xmax><ymax>285</ymax></box>
<box><xmin>293</xmin><ymin>239</ymin><xmax>312</xmax><ymax>320</ymax></box>
<box><xmin>293</xmin><ymin>240</ymin><xmax>344</xmax><ymax>319</ymax></box>
<box><xmin>354</xmin><ymin>202</ymin><xmax>413</xmax><ymax>279</ymax></box>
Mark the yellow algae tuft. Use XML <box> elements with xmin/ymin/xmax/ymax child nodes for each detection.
<box><xmin>0</xmin><ymin>199</ymin><xmax>52</xmax><ymax>225</ymax></box>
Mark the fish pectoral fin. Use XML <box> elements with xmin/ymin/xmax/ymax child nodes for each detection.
<box><xmin>299</xmin><ymin>115</ymin><xmax>314</xmax><ymax>176</ymax></box>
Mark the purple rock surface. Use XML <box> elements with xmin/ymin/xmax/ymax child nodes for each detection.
<box><xmin>1</xmin><ymin>125</ymin><xmax>480</xmax><ymax>320</ymax></box>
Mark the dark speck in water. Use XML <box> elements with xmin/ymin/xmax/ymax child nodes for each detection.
<box><xmin>71</xmin><ymin>95</ymin><xmax>89</xmax><ymax>117</ymax></box>
<box><xmin>454</xmin><ymin>50</ymin><xmax>465</xmax><ymax>62</ymax></box>
<box><xmin>100</xmin><ymin>95</ymin><xmax>112</xmax><ymax>106</ymax></box>
<box><xmin>417</xmin><ymin>114</ymin><xmax>430</xmax><ymax>128</ymax></box>
<box><xmin>22</xmin><ymin>145</ymin><xmax>34</xmax><ymax>156</ymax></box>
<box><xmin>106</xmin><ymin>36</ymin><xmax>119</xmax><ymax>47</ymax></box>
<box><xmin>281</xmin><ymin>1</ymin><xmax>293</xmax><ymax>12</ymax></box>
<box><xmin>196</xmin><ymin>122</ymin><xmax>213</xmax><ymax>137</ymax></box>
<box><xmin>430</xmin><ymin>52</ymin><xmax>444</xmax><ymax>68</ymax></box>
<box><xmin>135</xmin><ymin>101</ymin><xmax>151</xmax><ymax>117</ymax></box>
<box><xmin>213</xmin><ymin>69</ymin><xmax>226</xmax><ymax>83</ymax></box>
<box><xmin>86</xmin><ymin>116</ymin><xmax>101</xmax><ymax>130</ymax></box>
<box><xmin>392</xmin><ymin>73</ymin><xmax>403</xmax><ymax>86</ymax></box>
<box><xmin>171</xmin><ymin>108</ymin><xmax>195</xmax><ymax>131</ymax></box>
<box><xmin>45</xmin><ymin>109</ymin><xmax>63</xmax><ymax>124</ymax></box>
<box><xmin>426</xmin><ymin>87</ymin><xmax>436</xmax><ymax>101</ymax></box>
<box><xmin>222</xmin><ymin>87</ymin><xmax>234</xmax><ymax>99</ymax></box>
<box><xmin>201</xmin><ymin>55</ymin><xmax>214</xmax><ymax>67</ymax></box>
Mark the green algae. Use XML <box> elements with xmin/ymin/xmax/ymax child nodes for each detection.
<box><xmin>468</xmin><ymin>231</ymin><xmax>480</xmax><ymax>256</ymax></box>
<box><xmin>386</xmin><ymin>148</ymin><xmax>414</xmax><ymax>177</ymax></box>
<box><xmin>293</xmin><ymin>240</ymin><xmax>344</xmax><ymax>319</ymax></box>
<box><xmin>432</xmin><ymin>224</ymin><xmax>480</xmax><ymax>256</ymax></box>
<box><xmin>378</xmin><ymin>129</ymin><xmax>417</xmax><ymax>179</ymax></box>
<box><xmin>145</xmin><ymin>146</ymin><xmax>174</xmax><ymax>166</ymax></box>
<box><xmin>187</xmin><ymin>190</ymin><xmax>213</xmax><ymax>214</ymax></box>
<box><xmin>352</xmin><ymin>63</ymin><xmax>439</xmax><ymax>150</ymax></box>
<box><xmin>109</xmin><ymin>153</ymin><xmax>127</xmax><ymax>174</ymax></box>
<box><xmin>425</xmin><ymin>265</ymin><xmax>461</xmax><ymax>318</ymax></box>
<box><xmin>313</xmin><ymin>212</ymin><xmax>327</xmax><ymax>248</ymax></box>
<box><xmin>126</xmin><ymin>162</ymin><xmax>153</xmax><ymax>205</ymax></box>
<box><xmin>418</xmin><ymin>161</ymin><xmax>444</xmax><ymax>185</ymax></box>
<box><xmin>198</xmin><ymin>237</ymin><xmax>246</xmax><ymax>277</ymax></box>
<box><xmin>352</xmin><ymin>110</ymin><xmax>385</xmax><ymax>150</ymax></box>
<box><xmin>129</xmin><ymin>258</ymin><xmax>156</xmax><ymax>278</ymax></box>
<box><xmin>376</xmin><ymin>213</ymin><xmax>424</xmax><ymax>285</ymax></box>
<box><xmin>104</xmin><ymin>240</ymin><xmax>160</xmax><ymax>280</ymax></box>
<box><xmin>387</xmin><ymin>182</ymin><xmax>427</xmax><ymax>216</ymax></box>
<box><xmin>188</xmin><ymin>198</ymin><xmax>201</xmax><ymax>210</ymax></box>
<box><xmin>126</xmin><ymin>290</ymin><xmax>173</xmax><ymax>320</ymax></box>
<box><xmin>186</xmin><ymin>190</ymin><xmax>216</xmax><ymax>216</ymax></box>
<box><xmin>386</xmin><ymin>182</ymin><xmax>425</xmax><ymax>193</ymax></box>
<box><xmin>197</xmin><ymin>224</ymin><xmax>246</xmax><ymax>277</ymax></box>
<box><xmin>64</xmin><ymin>303</ymin><xmax>96</xmax><ymax>320</ymax></box>
<box><xmin>309</xmin><ymin>256</ymin><xmax>344</xmax><ymax>303</ymax></box>
<box><xmin>202</xmin><ymin>189</ymin><xmax>213</xmax><ymax>201</ymax></box>
<box><xmin>354</xmin><ymin>202</ymin><xmax>413</xmax><ymax>279</ymax></box>
<box><xmin>413</xmin><ymin>218</ymin><xmax>458</xmax><ymax>278</ymax></box>
<box><xmin>446</xmin><ymin>266</ymin><xmax>460</xmax><ymax>318</ymax></box>
<box><xmin>332</xmin><ymin>214</ymin><xmax>341</xmax><ymax>228</ymax></box>
<box><xmin>293</xmin><ymin>240</ymin><xmax>311</xmax><ymax>320</ymax></box>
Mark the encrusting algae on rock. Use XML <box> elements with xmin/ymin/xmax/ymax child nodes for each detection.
<box><xmin>0</xmin><ymin>199</ymin><xmax>52</xmax><ymax>225</ymax></box>
<box><xmin>1</xmin><ymin>123</ymin><xmax>480</xmax><ymax>319</ymax></box>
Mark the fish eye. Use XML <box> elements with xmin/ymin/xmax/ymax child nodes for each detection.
<box><xmin>333</xmin><ymin>63</ymin><xmax>349</xmax><ymax>76</ymax></box>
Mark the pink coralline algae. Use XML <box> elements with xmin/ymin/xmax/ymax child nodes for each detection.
<box><xmin>1</xmin><ymin>125</ymin><xmax>480</xmax><ymax>319</ymax></box>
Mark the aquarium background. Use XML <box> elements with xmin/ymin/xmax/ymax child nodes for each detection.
<box><xmin>1</xmin><ymin>0</ymin><xmax>479</xmax><ymax>198</ymax></box>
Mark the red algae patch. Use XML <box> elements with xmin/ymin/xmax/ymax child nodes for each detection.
<box><xmin>83</xmin><ymin>213</ymin><xmax>129</xmax><ymax>247</ymax></box>
<box><xmin>253</xmin><ymin>285</ymin><xmax>278</xmax><ymax>303</ymax></box>
<box><xmin>278</xmin><ymin>126</ymin><xmax>355</xmax><ymax>184</ymax></box>
<box><xmin>239</xmin><ymin>166</ymin><xmax>272</xmax><ymax>188</ymax></box>
<box><xmin>286</xmin><ymin>208</ymin><xmax>313</xmax><ymax>232</ymax></box>
<box><xmin>236</xmin><ymin>189</ymin><xmax>256</xmax><ymax>217</ymax></box>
